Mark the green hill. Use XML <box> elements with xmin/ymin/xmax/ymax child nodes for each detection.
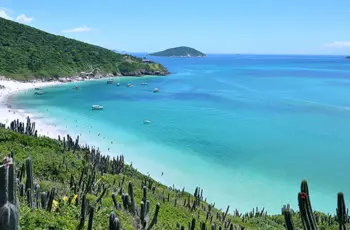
<box><xmin>0</xmin><ymin>117</ymin><xmax>349</xmax><ymax>229</ymax></box>
<box><xmin>149</xmin><ymin>46</ymin><xmax>206</xmax><ymax>57</ymax></box>
<box><xmin>0</xmin><ymin>18</ymin><xmax>168</xmax><ymax>81</ymax></box>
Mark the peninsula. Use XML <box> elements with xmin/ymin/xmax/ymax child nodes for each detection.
<box><xmin>149</xmin><ymin>46</ymin><xmax>206</xmax><ymax>57</ymax></box>
<box><xmin>0</xmin><ymin>18</ymin><xmax>168</xmax><ymax>81</ymax></box>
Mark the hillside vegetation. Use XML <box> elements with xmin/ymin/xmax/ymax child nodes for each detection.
<box><xmin>0</xmin><ymin>18</ymin><xmax>168</xmax><ymax>81</ymax></box>
<box><xmin>149</xmin><ymin>46</ymin><xmax>206</xmax><ymax>57</ymax></box>
<box><xmin>0</xmin><ymin>118</ymin><xmax>349</xmax><ymax>229</ymax></box>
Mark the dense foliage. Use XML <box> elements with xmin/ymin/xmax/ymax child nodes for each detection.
<box><xmin>149</xmin><ymin>46</ymin><xmax>206</xmax><ymax>57</ymax></box>
<box><xmin>0</xmin><ymin>18</ymin><xmax>168</xmax><ymax>81</ymax></box>
<box><xmin>0</xmin><ymin>118</ymin><xmax>349</xmax><ymax>229</ymax></box>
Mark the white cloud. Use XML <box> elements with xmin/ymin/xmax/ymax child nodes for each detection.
<box><xmin>62</xmin><ymin>26</ymin><xmax>91</xmax><ymax>33</ymax></box>
<box><xmin>324</xmin><ymin>41</ymin><xmax>350</xmax><ymax>48</ymax></box>
<box><xmin>16</xmin><ymin>14</ymin><xmax>33</xmax><ymax>24</ymax></box>
<box><xmin>0</xmin><ymin>9</ymin><xmax>13</xmax><ymax>20</ymax></box>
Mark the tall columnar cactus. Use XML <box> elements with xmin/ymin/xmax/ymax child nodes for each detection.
<box><xmin>142</xmin><ymin>185</ymin><xmax>147</xmax><ymax>203</ymax></box>
<box><xmin>25</xmin><ymin>157</ymin><xmax>33</xmax><ymax>192</ymax></box>
<box><xmin>0</xmin><ymin>157</ymin><xmax>19</xmax><ymax>230</ymax></box>
<box><xmin>298</xmin><ymin>180</ymin><xmax>318</xmax><ymax>230</ymax></box>
<box><xmin>337</xmin><ymin>192</ymin><xmax>347</xmax><ymax>230</ymax></box>
<box><xmin>47</xmin><ymin>187</ymin><xmax>56</xmax><ymax>212</ymax></box>
<box><xmin>190</xmin><ymin>216</ymin><xmax>196</xmax><ymax>230</ymax></box>
<box><xmin>87</xmin><ymin>206</ymin><xmax>94</xmax><ymax>230</ymax></box>
<box><xmin>109</xmin><ymin>212</ymin><xmax>121</xmax><ymax>230</ymax></box>
<box><xmin>78</xmin><ymin>194</ymin><xmax>87</xmax><ymax>229</ymax></box>
<box><xmin>41</xmin><ymin>192</ymin><xmax>48</xmax><ymax>209</ymax></box>
<box><xmin>146</xmin><ymin>202</ymin><xmax>160</xmax><ymax>230</ymax></box>
<box><xmin>282</xmin><ymin>204</ymin><xmax>295</xmax><ymax>230</ymax></box>
<box><xmin>128</xmin><ymin>182</ymin><xmax>136</xmax><ymax>214</ymax></box>
<box><xmin>27</xmin><ymin>189</ymin><xmax>33</xmax><ymax>209</ymax></box>
<box><xmin>112</xmin><ymin>193</ymin><xmax>118</xmax><ymax>209</ymax></box>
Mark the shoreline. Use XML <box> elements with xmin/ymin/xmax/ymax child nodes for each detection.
<box><xmin>0</xmin><ymin>75</ymin><xmax>124</xmax><ymax>140</ymax></box>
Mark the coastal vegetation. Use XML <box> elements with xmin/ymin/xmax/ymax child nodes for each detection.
<box><xmin>0</xmin><ymin>117</ymin><xmax>349</xmax><ymax>229</ymax></box>
<box><xmin>0</xmin><ymin>18</ymin><xmax>168</xmax><ymax>81</ymax></box>
<box><xmin>148</xmin><ymin>46</ymin><xmax>206</xmax><ymax>57</ymax></box>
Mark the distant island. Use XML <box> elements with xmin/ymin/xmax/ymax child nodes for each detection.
<box><xmin>149</xmin><ymin>46</ymin><xmax>206</xmax><ymax>57</ymax></box>
<box><xmin>0</xmin><ymin>18</ymin><xmax>168</xmax><ymax>81</ymax></box>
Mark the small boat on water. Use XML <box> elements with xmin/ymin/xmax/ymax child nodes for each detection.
<box><xmin>92</xmin><ymin>105</ymin><xmax>103</xmax><ymax>110</ymax></box>
<box><xmin>34</xmin><ymin>91</ymin><xmax>44</xmax><ymax>95</ymax></box>
<box><xmin>34</xmin><ymin>87</ymin><xmax>43</xmax><ymax>91</ymax></box>
<box><xmin>116</xmin><ymin>82</ymin><xmax>120</xmax><ymax>86</ymax></box>
<box><xmin>144</xmin><ymin>120</ymin><xmax>151</xmax><ymax>124</ymax></box>
<box><xmin>72</xmin><ymin>86</ymin><xmax>79</xmax><ymax>90</ymax></box>
<box><xmin>153</xmin><ymin>88</ymin><xmax>159</xmax><ymax>93</ymax></box>
<box><xmin>127</xmin><ymin>83</ymin><xmax>133</xmax><ymax>87</ymax></box>
<box><xmin>107</xmin><ymin>79</ymin><xmax>114</xmax><ymax>84</ymax></box>
<box><xmin>141</xmin><ymin>82</ymin><xmax>148</xmax><ymax>86</ymax></box>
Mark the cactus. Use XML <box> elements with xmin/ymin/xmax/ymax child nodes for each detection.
<box><xmin>128</xmin><ymin>181</ymin><xmax>136</xmax><ymax>214</ymax></box>
<box><xmin>41</xmin><ymin>192</ymin><xmax>47</xmax><ymax>209</ymax></box>
<box><xmin>78</xmin><ymin>194</ymin><xmax>87</xmax><ymax>229</ymax></box>
<box><xmin>282</xmin><ymin>204</ymin><xmax>295</xmax><ymax>230</ymax></box>
<box><xmin>298</xmin><ymin>180</ymin><xmax>318</xmax><ymax>230</ymax></box>
<box><xmin>8</xmin><ymin>160</ymin><xmax>16</xmax><ymax>205</ymax></box>
<box><xmin>112</xmin><ymin>193</ymin><xmax>118</xmax><ymax>209</ymax></box>
<box><xmin>109</xmin><ymin>212</ymin><xmax>121</xmax><ymax>230</ymax></box>
<box><xmin>47</xmin><ymin>187</ymin><xmax>56</xmax><ymax>212</ymax></box>
<box><xmin>26</xmin><ymin>189</ymin><xmax>33</xmax><ymax>209</ymax></box>
<box><xmin>0</xmin><ymin>157</ymin><xmax>19</xmax><ymax>230</ymax></box>
<box><xmin>25</xmin><ymin>157</ymin><xmax>33</xmax><ymax>192</ymax></box>
<box><xmin>337</xmin><ymin>192</ymin><xmax>347</xmax><ymax>230</ymax></box>
<box><xmin>190</xmin><ymin>216</ymin><xmax>196</xmax><ymax>230</ymax></box>
<box><xmin>87</xmin><ymin>206</ymin><xmax>94</xmax><ymax>230</ymax></box>
<box><xmin>146</xmin><ymin>202</ymin><xmax>160</xmax><ymax>230</ymax></box>
<box><xmin>35</xmin><ymin>184</ymin><xmax>40</xmax><ymax>209</ymax></box>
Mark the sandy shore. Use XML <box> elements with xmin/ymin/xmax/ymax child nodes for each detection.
<box><xmin>0</xmin><ymin>79</ymin><xmax>69</xmax><ymax>139</ymax></box>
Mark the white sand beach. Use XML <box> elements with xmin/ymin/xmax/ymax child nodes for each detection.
<box><xmin>0</xmin><ymin>78</ymin><xmax>65</xmax><ymax>139</ymax></box>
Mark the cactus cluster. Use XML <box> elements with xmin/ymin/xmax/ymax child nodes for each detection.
<box><xmin>7</xmin><ymin>117</ymin><xmax>37</xmax><ymax>137</ymax></box>
<box><xmin>282</xmin><ymin>180</ymin><xmax>350</xmax><ymax>230</ymax></box>
<box><xmin>0</xmin><ymin>157</ymin><xmax>19</xmax><ymax>230</ymax></box>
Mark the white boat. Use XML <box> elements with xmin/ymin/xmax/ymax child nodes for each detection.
<box><xmin>141</xmin><ymin>82</ymin><xmax>148</xmax><ymax>86</ymax></box>
<box><xmin>144</xmin><ymin>120</ymin><xmax>151</xmax><ymax>124</ymax></box>
<box><xmin>72</xmin><ymin>86</ymin><xmax>79</xmax><ymax>90</ymax></box>
<box><xmin>127</xmin><ymin>83</ymin><xmax>133</xmax><ymax>87</ymax></box>
<box><xmin>116</xmin><ymin>82</ymin><xmax>120</xmax><ymax>86</ymax></box>
<box><xmin>153</xmin><ymin>88</ymin><xmax>159</xmax><ymax>93</ymax></box>
<box><xmin>92</xmin><ymin>105</ymin><xmax>103</xmax><ymax>110</ymax></box>
<box><xmin>107</xmin><ymin>79</ymin><xmax>114</xmax><ymax>84</ymax></box>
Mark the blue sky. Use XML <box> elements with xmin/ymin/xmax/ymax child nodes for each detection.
<box><xmin>1</xmin><ymin>0</ymin><xmax>350</xmax><ymax>55</ymax></box>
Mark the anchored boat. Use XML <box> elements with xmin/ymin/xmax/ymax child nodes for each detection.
<box><xmin>92</xmin><ymin>105</ymin><xmax>103</xmax><ymax>110</ymax></box>
<box><xmin>72</xmin><ymin>86</ymin><xmax>79</xmax><ymax>90</ymax></box>
<box><xmin>144</xmin><ymin>120</ymin><xmax>151</xmax><ymax>124</ymax></box>
<box><xmin>107</xmin><ymin>79</ymin><xmax>114</xmax><ymax>84</ymax></box>
<box><xmin>153</xmin><ymin>88</ymin><xmax>159</xmax><ymax>93</ymax></box>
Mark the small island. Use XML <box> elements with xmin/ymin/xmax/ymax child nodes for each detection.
<box><xmin>149</xmin><ymin>46</ymin><xmax>206</xmax><ymax>57</ymax></box>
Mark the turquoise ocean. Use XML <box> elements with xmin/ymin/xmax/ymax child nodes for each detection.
<box><xmin>11</xmin><ymin>54</ymin><xmax>350</xmax><ymax>214</ymax></box>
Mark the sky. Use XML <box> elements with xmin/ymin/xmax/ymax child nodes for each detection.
<box><xmin>1</xmin><ymin>0</ymin><xmax>350</xmax><ymax>55</ymax></box>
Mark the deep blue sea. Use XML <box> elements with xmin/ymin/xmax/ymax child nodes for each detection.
<box><xmin>12</xmin><ymin>54</ymin><xmax>350</xmax><ymax>214</ymax></box>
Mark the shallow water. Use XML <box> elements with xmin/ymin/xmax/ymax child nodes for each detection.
<box><xmin>13</xmin><ymin>54</ymin><xmax>350</xmax><ymax>214</ymax></box>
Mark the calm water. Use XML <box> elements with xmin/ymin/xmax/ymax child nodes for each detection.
<box><xmin>13</xmin><ymin>54</ymin><xmax>350</xmax><ymax>214</ymax></box>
